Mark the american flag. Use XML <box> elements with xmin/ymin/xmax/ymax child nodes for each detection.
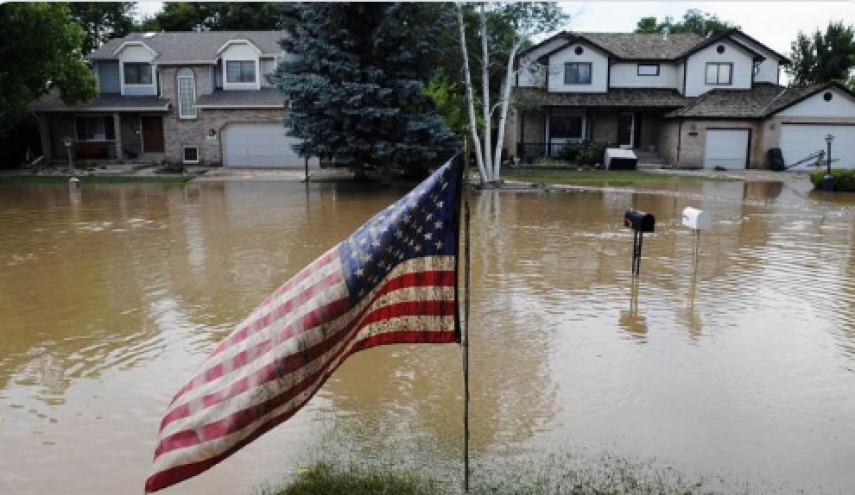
<box><xmin>145</xmin><ymin>158</ymin><xmax>464</xmax><ymax>492</ymax></box>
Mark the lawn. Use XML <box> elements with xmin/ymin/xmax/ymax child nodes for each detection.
<box><xmin>0</xmin><ymin>175</ymin><xmax>192</xmax><ymax>185</ymax></box>
<box><xmin>502</xmin><ymin>168</ymin><xmax>733</xmax><ymax>185</ymax></box>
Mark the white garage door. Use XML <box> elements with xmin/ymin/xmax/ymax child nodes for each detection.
<box><xmin>780</xmin><ymin>124</ymin><xmax>855</xmax><ymax>170</ymax></box>
<box><xmin>704</xmin><ymin>129</ymin><xmax>750</xmax><ymax>169</ymax></box>
<box><xmin>223</xmin><ymin>123</ymin><xmax>316</xmax><ymax>168</ymax></box>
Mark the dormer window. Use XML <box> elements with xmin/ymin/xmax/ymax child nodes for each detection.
<box><xmin>124</xmin><ymin>63</ymin><xmax>152</xmax><ymax>85</ymax></box>
<box><xmin>565</xmin><ymin>62</ymin><xmax>592</xmax><ymax>84</ymax></box>
<box><xmin>226</xmin><ymin>61</ymin><xmax>256</xmax><ymax>83</ymax></box>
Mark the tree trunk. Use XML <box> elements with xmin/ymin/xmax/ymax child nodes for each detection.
<box><xmin>456</xmin><ymin>4</ymin><xmax>488</xmax><ymax>184</ymax></box>
<box><xmin>479</xmin><ymin>4</ymin><xmax>493</xmax><ymax>182</ymax></box>
<box><xmin>493</xmin><ymin>40</ymin><xmax>521</xmax><ymax>181</ymax></box>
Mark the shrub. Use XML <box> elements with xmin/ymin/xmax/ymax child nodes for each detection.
<box><xmin>577</xmin><ymin>140</ymin><xmax>610</xmax><ymax>166</ymax></box>
<box><xmin>810</xmin><ymin>168</ymin><xmax>855</xmax><ymax>191</ymax></box>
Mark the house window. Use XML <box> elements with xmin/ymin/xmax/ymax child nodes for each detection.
<box><xmin>564</xmin><ymin>62</ymin><xmax>592</xmax><ymax>84</ymax></box>
<box><xmin>183</xmin><ymin>145</ymin><xmax>199</xmax><ymax>164</ymax></box>
<box><xmin>75</xmin><ymin>116</ymin><xmax>115</xmax><ymax>141</ymax></box>
<box><xmin>637</xmin><ymin>64</ymin><xmax>660</xmax><ymax>76</ymax></box>
<box><xmin>177</xmin><ymin>68</ymin><xmax>197</xmax><ymax>119</ymax></box>
<box><xmin>706</xmin><ymin>62</ymin><xmax>733</xmax><ymax>85</ymax></box>
<box><xmin>226</xmin><ymin>61</ymin><xmax>256</xmax><ymax>83</ymax></box>
<box><xmin>549</xmin><ymin>116</ymin><xmax>584</xmax><ymax>140</ymax></box>
<box><xmin>124</xmin><ymin>63</ymin><xmax>152</xmax><ymax>85</ymax></box>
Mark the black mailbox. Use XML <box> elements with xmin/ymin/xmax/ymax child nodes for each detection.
<box><xmin>624</xmin><ymin>209</ymin><xmax>655</xmax><ymax>232</ymax></box>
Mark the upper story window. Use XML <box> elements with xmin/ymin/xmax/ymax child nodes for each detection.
<box><xmin>564</xmin><ymin>62</ymin><xmax>592</xmax><ymax>85</ymax></box>
<box><xmin>226</xmin><ymin>61</ymin><xmax>256</xmax><ymax>83</ymax></box>
<box><xmin>706</xmin><ymin>62</ymin><xmax>733</xmax><ymax>85</ymax></box>
<box><xmin>124</xmin><ymin>63</ymin><xmax>152</xmax><ymax>85</ymax></box>
<box><xmin>637</xmin><ymin>64</ymin><xmax>660</xmax><ymax>76</ymax></box>
<box><xmin>177</xmin><ymin>68</ymin><xmax>197</xmax><ymax>119</ymax></box>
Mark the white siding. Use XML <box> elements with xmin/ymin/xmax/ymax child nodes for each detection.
<box><xmin>776</xmin><ymin>89</ymin><xmax>855</xmax><ymax>117</ymax></box>
<box><xmin>684</xmin><ymin>40</ymin><xmax>754</xmax><ymax>97</ymax></box>
<box><xmin>118</xmin><ymin>44</ymin><xmax>157</xmax><ymax>96</ymax></box>
<box><xmin>517</xmin><ymin>37</ymin><xmax>567</xmax><ymax>87</ymax></box>
<box><xmin>731</xmin><ymin>33</ymin><xmax>781</xmax><ymax>84</ymax></box>
<box><xmin>221</xmin><ymin>43</ymin><xmax>261</xmax><ymax>90</ymax></box>
<box><xmin>610</xmin><ymin>62</ymin><xmax>679</xmax><ymax>89</ymax></box>
<box><xmin>677</xmin><ymin>62</ymin><xmax>685</xmax><ymax>94</ymax></box>
<box><xmin>546</xmin><ymin>43</ymin><xmax>608</xmax><ymax>93</ymax></box>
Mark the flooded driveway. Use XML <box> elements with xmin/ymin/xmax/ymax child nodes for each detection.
<box><xmin>1</xmin><ymin>179</ymin><xmax>854</xmax><ymax>494</ymax></box>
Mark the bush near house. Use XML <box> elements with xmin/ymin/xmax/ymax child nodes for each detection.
<box><xmin>810</xmin><ymin>168</ymin><xmax>855</xmax><ymax>191</ymax></box>
<box><xmin>555</xmin><ymin>140</ymin><xmax>612</xmax><ymax>166</ymax></box>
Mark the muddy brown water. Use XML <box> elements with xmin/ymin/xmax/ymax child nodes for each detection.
<box><xmin>1</xmin><ymin>180</ymin><xmax>854</xmax><ymax>494</ymax></box>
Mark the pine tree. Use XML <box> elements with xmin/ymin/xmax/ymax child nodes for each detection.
<box><xmin>271</xmin><ymin>3</ymin><xmax>456</xmax><ymax>178</ymax></box>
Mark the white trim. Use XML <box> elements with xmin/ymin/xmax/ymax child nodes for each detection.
<box><xmin>182</xmin><ymin>145</ymin><xmax>200</xmax><ymax>164</ymax></box>
<box><xmin>223</xmin><ymin>59</ymin><xmax>261</xmax><ymax>91</ymax></box>
<box><xmin>113</xmin><ymin>41</ymin><xmax>159</xmax><ymax>57</ymax></box>
<box><xmin>119</xmin><ymin>61</ymin><xmax>157</xmax><ymax>96</ymax></box>
<box><xmin>216</xmin><ymin>39</ymin><xmax>263</xmax><ymax>55</ymax></box>
<box><xmin>153</xmin><ymin>60</ymin><xmax>217</xmax><ymax>65</ymax></box>
<box><xmin>177</xmin><ymin>69</ymin><xmax>198</xmax><ymax>119</ymax></box>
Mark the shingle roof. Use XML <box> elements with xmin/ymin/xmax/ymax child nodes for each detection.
<box><xmin>517</xmin><ymin>87</ymin><xmax>691</xmax><ymax>108</ymax></box>
<box><xmin>665</xmin><ymin>82</ymin><xmax>855</xmax><ymax>119</ymax></box>
<box><xmin>29</xmin><ymin>92</ymin><xmax>170</xmax><ymax>112</ymax></box>
<box><xmin>576</xmin><ymin>32</ymin><xmax>705</xmax><ymax>60</ymax></box>
<box><xmin>196</xmin><ymin>89</ymin><xmax>285</xmax><ymax>108</ymax></box>
<box><xmin>88</xmin><ymin>31</ymin><xmax>285</xmax><ymax>63</ymax></box>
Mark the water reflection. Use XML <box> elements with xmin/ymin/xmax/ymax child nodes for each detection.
<box><xmin>1</xmin><ymin>178</ymin><xmax>855</xmax><ymax>494</ymax></box>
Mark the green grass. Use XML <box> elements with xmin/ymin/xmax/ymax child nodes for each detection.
<box><xmin>0</xmin><ymin>175</ymin><xmax>192</xmax><ymax>184</ymax></box>
<box><xmin>503</xmin><ymin>168</ymin><xmax>733</xmax><ymax>185</ymax></box>
<box><xmin>256</xmin><ymin>459</ymin><xmax>730</xmax><ymax>495</ymax></box>
<box><xmin>258</xmin><ymin>463</ymin><xmax>438</xmax><ymax>495</ymax></box>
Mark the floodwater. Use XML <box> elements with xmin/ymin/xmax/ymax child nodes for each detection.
<box><xmin>1</xmin><ymin>178</ymin><xmax>854</xmax><ymax>494</ymax></box>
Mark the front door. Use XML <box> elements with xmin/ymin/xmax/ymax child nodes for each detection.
<box><xmin>617</xmin><ymin>113</ymin><xmax>634</xmax><ymax>148</ymax></box>
<box><xmin>141</xmin><ymin>116</ymin><xmax>164</xmax><ymax>153</ymax></box>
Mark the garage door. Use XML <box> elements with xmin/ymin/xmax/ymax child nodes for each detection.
<box><xmin>223</xmin><ymin>123</ymin><xmax>317</xmax><ymax>168</ymax></box>
<box><xmin>780</xmin><ymin>124</ymin><xmax>855</xmax><ymax>170</ymax></box>
<box><xmin>704</xmin><ymin>129</ymin><xmax>750</xmax><ymax>169</ymax></box>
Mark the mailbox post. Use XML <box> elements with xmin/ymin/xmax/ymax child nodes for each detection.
<box><xmin>681</xmin><ymin>207</ymin><xmax>710</xmax><ymax>266</ymax></box>
<box><xmin>624</xmin><ymin>208</ymin><xmax>655</xmax><ymax>276</ymax></box>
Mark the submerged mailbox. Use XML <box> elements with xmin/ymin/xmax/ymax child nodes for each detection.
<box><xmin>624</xmin><ymin>209</ymin><xmax>656</xmax><ymax>232</ymax></box>
<box><xmin>681</xmin><ymin>207</ymin><xmax>711</xmax><ymax>230</ymax></box>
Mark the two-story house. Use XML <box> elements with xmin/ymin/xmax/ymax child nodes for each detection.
<box><xmin>30</xmin><ymin>31</ymin><xmax>312</xmax><ymax>168</ymax></box>
<box><xmin>506</xmin><ymin>29</ymin><xmax>855</xmax><ymax>169</ymax></box>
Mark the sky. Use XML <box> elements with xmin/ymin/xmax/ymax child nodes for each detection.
<box><xmin>134</xmin><ymin>1</ymin><xmax>855</xmax><ymax>56</ymax></box>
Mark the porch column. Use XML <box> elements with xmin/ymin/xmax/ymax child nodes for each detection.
<box><xmin>113</xmin><ymin>113</ymin><xmax>122</xmax><ymax>160</ymax></box>
<box><xmin>37</xmin><ymin>114</ymin><xmax>52</xmax><ymax>164</ymax></box>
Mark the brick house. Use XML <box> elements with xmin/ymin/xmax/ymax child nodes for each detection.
<box><xmin>30</xmin><ymin>31</ymin><xmax>313</xmax><ymax>168</ymax></box>
<box><xmin>505</xmin><ymin>29</ymin><xmax>855</xmax><ymax>169</ymax></box>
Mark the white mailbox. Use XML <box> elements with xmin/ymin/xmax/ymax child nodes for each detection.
<box><xmin>681</xmin><ymin>207</ymin><xmax>711</xmax><ymax>230</ymax></box>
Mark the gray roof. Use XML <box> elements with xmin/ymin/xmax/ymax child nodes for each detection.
<box><xmin>29</xmin><ymin>92</ymin><xmax>170</xmax><ymax>112</ymax></box>
<box><xmin>518</xmin><ymin>87</ymin><xmax>691</xmax><ymax>108</ymax></box>
<box><xmin>665</xmin><ymin>82</ymin><xmax>854</xmax><ymax>119</ymax></box>
<box><xmin>89</xmin><ymin>31</ymin><xmax>285</xmax><ymax>63</ymax></box>
<box><xmin>196</xmin><ymin>88</ymin><xmax>285</xmax><ymax>108</ymax></box>
<box><xmin>576</xmin><ymin>32</ymin><xmax>705</xmax><ymax>60</ymax></box>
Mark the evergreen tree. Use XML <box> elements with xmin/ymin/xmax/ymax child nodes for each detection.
<box><xmin>271</xmin><ymin>3</ymin><xmax>456</xmax><ymax>178</ymax></box>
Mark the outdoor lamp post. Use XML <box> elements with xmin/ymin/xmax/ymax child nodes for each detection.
<box><xmin>822</xmin><ymin>134</ymin><xmax>836</xmax><ymax>191</ymax></box>
<box><xmin>62</xmin><ymin>137</ymin><xmax>74</xmax><ymax>173</ymax></box>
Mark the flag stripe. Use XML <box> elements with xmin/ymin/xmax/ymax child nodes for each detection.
<box><xmin>157</xmin><ymin>301</ymin><xmax>455</xmax><ymax>455</ymax></box>
<box><xmin>144</xmin><ymin>327</ymin><xmax>452</xmax><ymax>493</ymax></box>
<box><xmin>164</xmin><ymin>263</ymin><xmax>454</xmax><ymax>420</ymax></box>
<box><xmin>159</xmin><ymin>281</ymin><xmax>455</xmax><ymax>435</ymax></box>
<box><xmin>202</xmin><ymin>249</ymin><xmax>340</xmax><ymax>361</ymax></box>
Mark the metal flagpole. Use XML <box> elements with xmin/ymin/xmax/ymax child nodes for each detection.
<box><xmin>462</xmin><ymin>134</ymin><xmax>472</xmax><ymax>494</ymax></box>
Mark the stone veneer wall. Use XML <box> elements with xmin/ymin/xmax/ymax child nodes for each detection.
<box><xmin>159</xmin><ymin>65</ymin><xmax>213</xmax><ymax>164</ymax></box>
<box><xmin>591</xmin><ymin>110</ymin><xmax>618</xmax><ymax>143</ymax></box>
<box><xmin>656</xmin><ymin>120</ymin><xmax>679</xmax><ymax>165</ymax></box>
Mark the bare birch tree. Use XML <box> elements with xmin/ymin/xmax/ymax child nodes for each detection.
<box><xmin>456</xmin><ymin>2</ymin><xmax>567</xmax><ymax>185</ymax></box>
